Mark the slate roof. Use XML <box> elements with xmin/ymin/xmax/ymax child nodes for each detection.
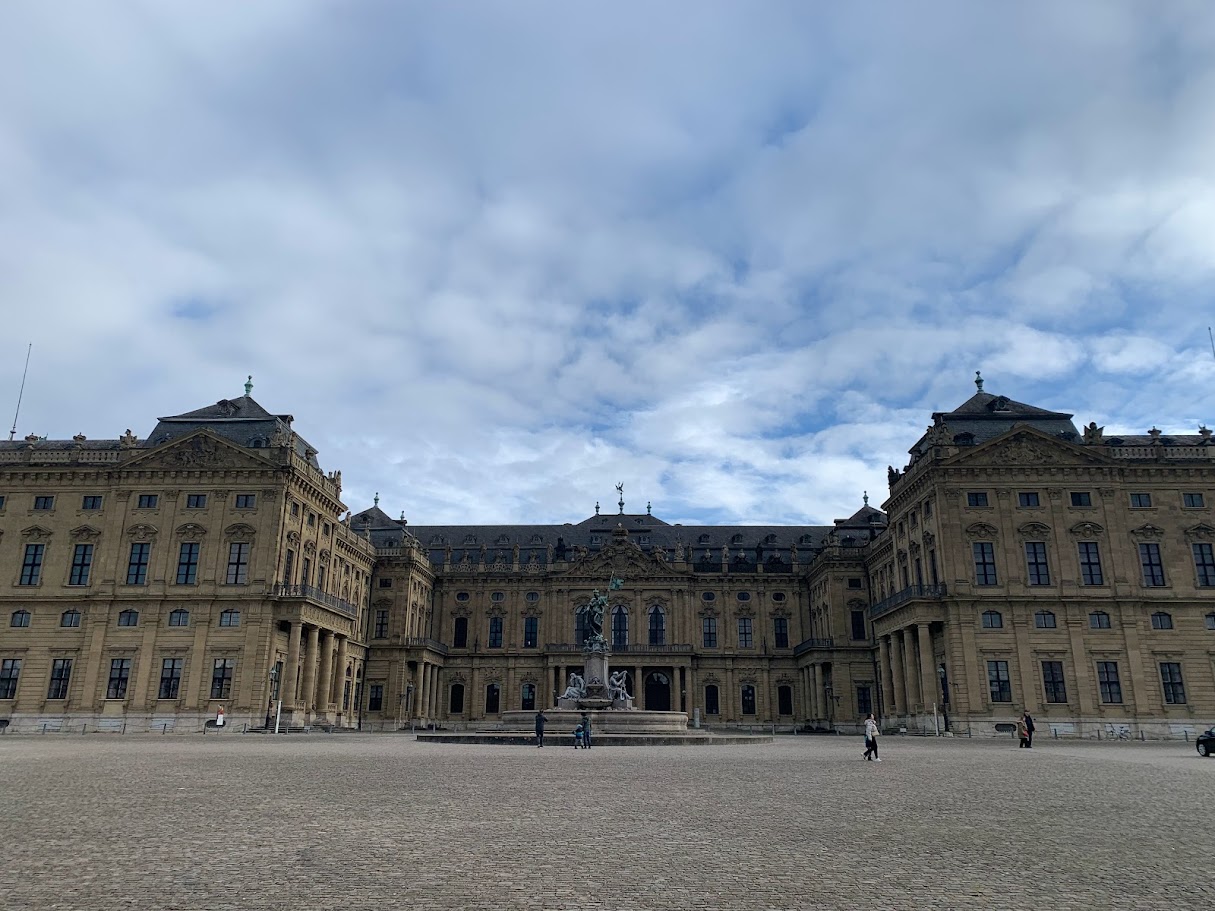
<box><xmin>910</xmin><ymin>388</ymin><xmax>1081</xmax><ymax>456</ymax></box>
<box><xmin>145</xmin><ymin>394</ymin><xmax>322</xmax><ymax>468</ymax></box>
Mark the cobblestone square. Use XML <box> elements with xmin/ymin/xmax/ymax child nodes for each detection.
<box><xmin>2</xmin><ymin>733</ymin><xmax>1212</xmax><ymax>910</ymax></box>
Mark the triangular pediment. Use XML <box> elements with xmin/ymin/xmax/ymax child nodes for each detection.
<box><xmin>123</xmin><ymin>430</ymin><xmax>275</xmax><ymax>472</ymax></box>
<box><xmin>943</xmin><ymin>428</ymin><xmax>1110</xmax><ymax>469</ymax></box>
<box><xmin>563</xmin><ymin>533</ymin><xmax>676</xmax><ymax>580</ymax></box>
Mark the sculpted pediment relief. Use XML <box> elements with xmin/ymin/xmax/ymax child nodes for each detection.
<box><xmin>126</xmin><ymin>523</ymin><xmax>158</xmax><ymax>540</ymax></box>
<box><xmin>175</xmin><ymin>523</ymin><xmax>207</xmax><ymax>540</ymax></box>
<box><xmin>123</xmin><ymin>430</ymin><xmax>275</xmax><ymax>473</ymax></box>
<box><xmin>945</xmin><ymin>429</ymin><xmax>1108</xmax><ymax>469</ymax></box>
<box><xmin>1069</xmin><ymin>521</ymin><xmax>1105</xmax><ymax>538</ymax></box>
<box><xmin>1185</xmin><ymin>523</ymin><xmax>1215</xmax><ymax>540</ymax></box>
<box><xmin>564</xmin><ymin>533</ymin><xmax>671</xmax><ymax>579</ymax></box>
<box><xmin>224</xmin><ymin>523</ymin><xmax>257</xmax><ymax>539</ymax></box>
<box><xmin>1129</xmin><ymin>523</ymin><xmax>1164</xmax><ymax>539</ymax></box>
<box><xmin>22</xmin><ymin>525</ymin><xmax>53</xmax><ymax>541</ymax></box>
<box><xmin>965</xmin><ymin>522</ymin><xmax>999</xmax><ymax>539</ymax></box>
<box><xmin>1017</xmin><ymin>522</ymin><xmax>1052</xmax><ymax>538</ymax></box>
<box><xmin>69</xmin><ymin>525</ymin><xmax>102</xmax><ymax>541</ymax></box>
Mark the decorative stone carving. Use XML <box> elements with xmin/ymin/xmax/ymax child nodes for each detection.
<box><xmin>1083</xmin><ymin>422</ymin><xmax>1104</xmax><ymax>443</ymax></box>
<box><xmin>1069</xmin><ymin>521</ymin><xmax>1105</xmax><ymax>538</ymax></box>
<box><xmin>1046</xmin><ymin>488</ymin><xmax>1063</xmax><ymax>501</ymax></box>
<box><xmin>22</xmin><ymin>525</ymin><xmax>53</xmax><ymax>541</ymax></box>
<box><xmin>922</xmin><ymin>531</ymin><xmax>936</xmax><ymax>547</ymax></box>
<box><xmin>1017</xmin><ymin>522</ymin><xmax>1052</xmax><ymax>538</ymax></box>
<box><xmin>1129</xmin><ymin>523</ymin><xmax>1164</xmax><ymax>539</ymax></box>
<box><xmin>119</xmin><ymin>429</ymin><xmax>139</xmax><ymax>448</ymax></box>
<box><xmin>965</xmin><ymin>522</ymin><xmax>999</xmax><ymax>539</ymax></box>
<box><xmin>287</xmin><ymin>531</ymin><xmax>301</xmax><ymax>545</ymax></box>
<box><xmin>175</xmin><ymin>523</ymin><xmax>207</xmax><ymax>540</ymax></box>
<box><xmin>69</xmin><ymin>525</ymin><xmax>102</xmax><ymax>541</ymax></box>
<box><xmin>224</xmin><ymin>523</ymin><xmax>257</xmax><ymax>540</ymax></box>
<box><xmin>1184</xmin><ymin>523</ymin><xmax>1215</xmax><ymax>540</ymax></box>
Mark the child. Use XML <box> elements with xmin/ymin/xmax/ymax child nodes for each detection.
<box><xmin>573</xmin><ymin>724</ymin><xmax>584</xmax><ymax>749</ymax></box>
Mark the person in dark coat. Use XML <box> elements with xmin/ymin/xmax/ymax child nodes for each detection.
<box><xmin>534</xmin><ymin>711</ymin><xmax>547</xmax><ymax>748</ymax></box>
<box><xmin>580</xmin><ymin>711</ymin><xmax>592</xmax><ymax>749</ymax></box>
<box><xmin>1022</xmin><ymin>711</ymin><xmax>1035</xmax><ymax>749</ymax></box>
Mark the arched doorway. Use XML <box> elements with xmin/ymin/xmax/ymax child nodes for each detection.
<box><xmin>645</xmin><ymin>672</ymin><xmax>671</xmax><ymax>711</ymax></box>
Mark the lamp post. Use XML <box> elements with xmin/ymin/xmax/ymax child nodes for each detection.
<box><xmin>937</xmin><ymin>663</ymin><xmax>950</xmax><ymax>733</ymax></box>
<box><xmin>265</xmin><ymin>665</ymin><xmax>279</xmax><ymax>732</ymax></box>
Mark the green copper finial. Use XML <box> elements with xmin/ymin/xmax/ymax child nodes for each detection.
<box><xmin>863</xmin><ymin>490</ymin><xmax>869</xmax><ymax>505</ymax></box>
<box><xmin>244</xmin><ymin>375</ymin><xmax>253</xmax><ymax>396</ymax></box>
<box><xmin>975</xmin><ymin>370</ymin><xmax>984</xmax><ymax>392</ymax></box>
<box><xmin>374</xmin><ymin>492</ymin><xmax>380</xmax><ymax>507</ymax></box>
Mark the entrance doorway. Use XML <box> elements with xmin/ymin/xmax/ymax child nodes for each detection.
<box><xmin>645</xmin><ymin>672</ymin><xmax>671</xmax><ymax>711</ymax></box>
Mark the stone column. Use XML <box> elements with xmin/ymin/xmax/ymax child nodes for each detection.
<box><xmin>428</xmin><ymin>665</ymin><xmax>439</xmax><ymax>718</ymax></box>
<box><xmin>316</xmin><ymin>631</ymin><xmax>334</xmax><ymax>718</ymax></box>
<box><xmin>285</xmin><ymin>621</ymin><xmax>303</xmax><ymax>710</ymax></box>
<box><xmin>917</xmin><ymin>624</ymin><xmax>935</xmax><ymax>710</ymax></box>
<box><xmin>333</xmin><ymin>636</ymin><xmax>349</xmax><ymax>713</ymax></box>
<box><xmin>889</xmin><ymin>630</ymin><xmax>905</xmax><ymax>716</ymax></box>
<box><xmin>903</xmin><ymin>631</ymin><xmax>918</xmax><ymax>719</ymax></box>
<box><xmin>813</xmin><ymin>665</ymin><xmax>824</xmax><ymax>722</ymax></box>
<box><xmin>634</xmin><ymin>665</ymin><xmax>643</xmax><ymax>710</ymax></box>
<box><xmin>301</xmin><ymin>625</ymin><xmax>320</xmax><ymax>719</ymax></box>
<box><xmin>877</xmin><ymin>636</ymin><xmax>891</xmax><ymax>721</ymax></box>
<box><xmin>415</xmin><ymin>662</ymin><xmax>426</xmax><ymax>722</ymax></box>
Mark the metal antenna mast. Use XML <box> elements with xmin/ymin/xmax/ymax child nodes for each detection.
<box><xmin>1209</xmin><ymin>326</ymin><xmax>1215</xmax><ymax>362</ymax></box>
<box><xmin>8</xmin><ymin>343</ymin><xmax>32</xmax><ymax>442</ymax></box>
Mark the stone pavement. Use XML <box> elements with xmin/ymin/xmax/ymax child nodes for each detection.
<box><xmin>1</xmin><ymin>732</ymin><xmax>1212</xmax><ymax>910</ymax></box>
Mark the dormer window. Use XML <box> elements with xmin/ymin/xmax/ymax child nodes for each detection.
<box><xmin>463</xmin><ymin>535</ymin><xmax>477</xmax><ymax>545</ymax></box>
<box><xmin>954</xmin><ymin>432</ymin><xmax>976</xmax><ymax>446</ymax></box>
<box><xmin>698</xmin><ymin>534</ymin><xmax>711</xmax><ymax>544</ymax></box>
<box><xmin>730</xmin><ymin>534</ymin><xmax>743</xmax><ymax>545</ymax></box>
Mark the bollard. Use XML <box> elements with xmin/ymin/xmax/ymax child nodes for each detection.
<box><xmin>122</xmin><ymin>722</ymin><xmax>127</xmax><ymax>735</ymax></box>
<box><xmin>1185</xmin><ymin>730</ymin><xmax>1189</xmax><ymax>742</ymax></box>
<box><xmin>42</xmin><ymin>723</ymin><xmax>47</xmax><ymax>735</ymax></box>
<box><xmin>163</xmin><ymin>723</ymin><xmax>169</xmax><ymax>735</ymax></box>
<box><xmin>1052</xmin><ymin>727</ymin><xmax>1058</xmax><ymax>739</ymax></box>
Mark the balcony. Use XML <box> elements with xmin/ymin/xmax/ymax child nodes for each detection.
<box><xmin>792</xmin><ymin>637</ymin><xmax>835</xmax><ymax>656</ymax></box>
<box><xmin>402</xmin><ymin>637</ymin><xmax>449</xmax><ymax>655</ymax></box>
<box><xmin>544</xmin><ymin>642</ymin><xmax>695</xmax><ymax>655</ymax></box>
<box><xmin>268</xmin><ymin>583</ymin><xmax>360</xmax><ymax>618</ymax></box>
<box><xmin>869</xmin><ymin>583</ymin><xmax>948</xmax><ymax>620</ymax></box>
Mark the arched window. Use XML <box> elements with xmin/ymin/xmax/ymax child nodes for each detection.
<box><xmin>575</xmin><ymin>611</ymin><xmax>590</xmax><ymax>645</ymax></box>
<box><xmin>1089</xmin><ymin>611</ymin><xmax>1112</xmax><ymax>629</ymax></box>
<box><xmin>648</xmin><ymin>606</ymin><xmax>666</xmax><ymax>646</ymax></box>
<box><xmin>730</xmin><ymin>534</ymin><xmax>744</xmax><ymax>545</ymax></box>
<box><xmin>981</xmin><ymin>610</ymin><xmax>1003</xmax><ymax>629</ymax></box>
<box><xmin>117</xmin><ymin>609</ymin><xmax>139</xmax><ymax>627</ymax></box>
<box><xmin>521</xmin><ymin>683</ymin><xmax>536</xmax><ymax>711</ymax></box>
<box><xmin>611</xmin><ymin>606</ymin><xmax>629</xmax><ymax>649</ymax></box>
<box><xmin>1151</xmin><ymin>611</ymin><xmax>1174</xmax><ymax>630</ymax></box>
<box><xmin>741</xmin><ymin>684</ymin><xmax>757</xmax><ymax>715</ymax></box>
<box><xmin>698</xmin><ymin>534</ymin><xmax>711</xmax><ymax>545</ymax></box>
<box><xmin>1034</xmin><ymin>610</ymin><xmax>1056</xmax><ymax>629</ymax></box>
<box><xmin>168</xmin><ymin>609</ymin><xmax>189</xmax><ymax>627</ymax></box>
<box><xmin>485</xmin><ymin>683</ymin><xmax>501</xmax><ymax>714</ymax></box>
<box><xmin>10</xmin><ymin>610</ymin><xmax>30</xmax><ymax>628</ymax></box>
<box><xmin>60</xmin><ymin>609</ymin><xmax>81</xmax><ymax>628</ymax></box>
<box><xmin>449</xmin><ymin>683</ymin><xmax>465</xmax><ymax>714</ymax></box>
<box><xmin>219</xmin><ymin>609</ymin><xmax>240</xmax><ymax>628</ymax></box>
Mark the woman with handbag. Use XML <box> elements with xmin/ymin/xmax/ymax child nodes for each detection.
<box><xmin>863</xmin><ymin>713</ymin><xmax>881</xmax><ymax>761</ymax></box>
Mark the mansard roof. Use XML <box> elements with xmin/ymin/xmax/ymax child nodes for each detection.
<box><xmin>911</xmin><ymin>383</ymin><xmax>1081</xmax><ymax>456</ymax></box>
<box><xmin>146</xmin><ymin>393</ymin><xmax>321</xmax><ymax>468</ymax></box>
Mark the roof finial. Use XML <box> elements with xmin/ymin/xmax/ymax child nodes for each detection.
<box><xmin>373</xmin><ymin>492</ymin><xmax>379</xmax><ymax>507</ymax></box>
<box><xmin>616</xmin><ymin>482</ymin><xmax>624</xmax><ymax>514</ymax></box>
<box><xmin>244</xmin><ymin>375</ymin><xmax>253</xmax><ymax>396</ymax></box>
<box><xmin>647</xmin><ymin>501</ymin><xmax>652</xmax><ymax>516</ymax></box>
<box><xmin>975</xmin><ymin>370</ymin><xmax>984</xmax><ymax>392</ymax></box>
<box><xmin>595</xmin><ymin>501</ymin><xmax>600</xmax><ymax>516</ymax></box>
<box><xmin>863</xmin><ymin>490</ymin><xmax>869</xmax><ymax>505</ymax></box>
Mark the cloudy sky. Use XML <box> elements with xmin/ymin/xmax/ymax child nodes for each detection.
<box><xmin>2</xmin><ymin>3</ymin><xmax>1214</xmax><ymax>526</ymax></box>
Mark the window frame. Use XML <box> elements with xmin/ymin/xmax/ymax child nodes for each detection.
<box><xmin>47</xmin><ymin>658</ymin><xmax>73</xmax><ymax>700</ymax></box>
<box><xmin>69</xmin><ymin>543</ymin><xmax>94</xmax><ymax>586</ymax></box>
<box><xmin>523</xmin><ymin>616</ymin><xmax>539</xmax><ymax>649</ymax></box>
<box><xmin>737</xmin><ymin>616</ymin><xmax>753</xmax><ymax>648</ymax></box>
<box><xmin>1150</xmin><ymin>611</ymin><xmax>1173</xmax><ymax>630</ymax></box>
<box><xmin>1138</xmin><ymin>542</ymin><xmax>1166</xmax><ymax>587</ymax></box>
<box><xmin>1089</xmin><ymin>611</ymin><xmax>1112</xmax><ymax>629</ymax></box>
<box><xmin>234</xmin><ymin>493</ymin><xmax>256</xmax><ymax>509</ymax></box>
<box><xmin>1078</xmin><ymin>542</ymin><xmax>1104</xmax><ymax>586</ymax></box>
<box><xmin>1183</xmin><ymin>492</ymin><xmax>1205</xmax><ymax>508</ymax></box>
<box><xmin>210</xmin><ymin>658</ymin><xmax>235</xmax><ymax>700</ymax></box>
<box><xmin>0</xmin><ymin>658</ymin><xmax>21</xmax><ymax>699</ymax></box>
<box><xmin>1034</xmin><ymin>610</ymin><xmax>1057</xmax><ymax>629</ymax></box>
<box><xmin>159</xmin><ymin>657</ymin><xmax>183</xmax><ymax>700</ymax></box>
<box><xmin>1041</xmin><ymin>660</ymin><xmax>1067</xmax><ymax>704</ymax></box>
<box><xmin>702</xmin><ymin>616</ymin><xmax>718</xmax><ymax>648</ymax></box>
<box><xmin>167</xmin><ymin>609</ymin><xmax>189</xmax><ymax>627</ymax></box>
<box><xmin>972</xmin><ymin>541</ymin><xmax>998</xmax><ymax>586</ymax></box>
<box><xmin>81</xmin><ymin>495</ymin><xmax>103</xmax><ymax>511</ymax></box>
<box><xmin>20</xmin><ymin>543</ymin><xmax>44</xmax><ymax>586</ymax></box>
<box><xmin>185</xmin><ymin>493</ymin><xmax>207</xmax><ymax>509</ymax></box>
<box><xmin>1160</xmin><ymin>662</ymin><xmax>1186</xmax><ymax>704</ymax></box>
<box><xmin>1070</xmin><ymin>491</ymin><xmax>1093</xmax><ymax>507</ymax></box>
<box><xmin>1024</xmin><ymin>541</ymin><xmax>1050</xmax><ymax>586</ymax></box>
<box><xmin>126</xmin><ymin>542</ymin><xmax>151</xmax><ymax>586</ymax></box>
<box><xmin>33</xmin><ymin>495</ymin><xmax>55</xmax><ymax>510</ymax></box>
<box><xmin>1193</xmin><ymin>542</ymin><xmax>1215</xmax><ymax>587</ymax></box>
<box><xmin>61</xmin><ymin>609</ymin><xmax>81</xmax><ymax>628</ymax></box>
<box><xmin>774</xmin><ymin>616</ymin><xmax>790</xmax><ymax>649</ymax></box>
<box><xmin>117</xmin><ymin>609</ymin><xmax>139</xmax><ymax>628</ymax></box>
<box><xmin>1097</xmin><ymin>661</ymin><xmax>1122</xmax><ymax>703</ymax></box>
<box><xmin>966</xmin><ymin>491</ymin><xmax>989</xmax><ymax>508</ymax></box>
<box><xmin>1129</xmin><ymin>492</ymin><xmax>1152</xmax><ymax>508</ymax></box>
<box><xmin>176</xmin><ymin>542</ymin><xmax>200</xmax><ymax>585</ymax></box>
<box><xmin>374</xmin><ymin>610</ymin><xmax>388</xmax><ymax>639</ymax></box>
<box><xmin>10</xmin><ymin>609</ymin><xmax>31</xmax><ymax>629</ymax></box>
<box><xmin>487</xmin><ymin>615</ymin><xmax>503</xmax><ymax>649</ymax></box>
<box><xmin>986</xmin><ymin>660</ymin><xmax>1012</xmax><ymax>703</ymax></box>
<box><xmin>106</xmin><ymin>658</ymin><xmax>132</xmax><ymax>700</ymax></box>
<box><xmin>136</xmin><ymin>494</ymin><xmax>159</xmax><ymax>509</ymax></box>
<box><xmin>1017</xmin><ymin>491</ymin><xmax>1040</xmax><ymax>508</ymax></box>
<box><xmin>218</xmin><ymin>609</ymin><xmax>240</xmax><ymax>628</ymax></box>
<box><xmin>226</xmin><ymin>542</ymin><xmax>251</xmax><ymax>585</ymax></box>
<box><xmin>981</xmin><ymin>610</ymin><xmax>1003</xmax><ymax>629</ymax></box>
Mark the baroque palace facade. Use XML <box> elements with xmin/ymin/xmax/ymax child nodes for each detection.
<box><xmin>0</xmin><ymin>377</ymin><xmax>1213</xmax><ymax>736</ymax></box>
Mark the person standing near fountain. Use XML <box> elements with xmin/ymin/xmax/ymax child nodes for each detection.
<box><xmin>581</xmin><ymin>711</ymin><xmax>592</xmax><ymax>749</ymax></box>
<box><xmin>535</xmin><ymin>710</ymin><xmax>547</xmax><ymax>748</ymax></box>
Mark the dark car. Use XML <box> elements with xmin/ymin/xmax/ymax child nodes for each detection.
<box><xmin>1198</xmin><ymin>727</ymin><xmax>1215</xmax><ymax>758</ymax></box>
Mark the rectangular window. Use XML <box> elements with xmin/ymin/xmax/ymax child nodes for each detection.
<box><xmin>967</xmin><ymin>491</ymin><xmax>989</xmax><ymax>508</ymax></box>
<box><xmin>705</xmin><ymin>685</ymin><xmax>720</xmax><ymax>715</ymax></box>
<box><xmin>1041</xmin><ymin>660</ymin><xmax>1067</xmax><ymax>703</ymax></box>
<box><xmin>81</xmin><ymin>495</ymin><xmax>103</xmax><ymax>510</ymax></box>
<box><xmin>301</xmin><ymin>557</ymin><xmax>311</xmax><ymax>586</ymax></box>
<box><xmin>126</xmin><ymin>542</ymin><xmax>151</xmax><ymax>585</ymax></box>
<box><xmin>1183</xmin><ymin>492</ymin><xmax>1205</xmax><ymax>508</ymax></box>
<box><xmin>374</xmin><ymin>610</ymin><xmax>388</xmax><ymax>638</ymax></box>
<box><xmin>20</xmin><ymin>544</ymin><xmax>44</xmax><ymax>586</ymax></box>
<box><xmin>47</xmin><ymin>658</ymin><xmax>72</xmax><ymax>700</ymax></box>
<box><xmin>107</xmin><ymin>658</ymin><xmax>131</xmax><ymax>700</ymax></box>
<box><xmin>1097</xmin><ymin>661</ymin><xmax>1122</xmax><ymax>704</ymax></box>
<box><xmin>847</xmin><ymin>578</ymin><xmax>863</xmax><ymax>589</ymax></box>
<box><xmin>1193</xmin><ymin>543</ymin><xmax>1215</xmax><ymax>587</ymax></box>
<box><xmin>69</xmin><ymin>543</ymin><xmax>94</xmax><ymax>586</ymax></box>
<box><xmin>857</xmin><ymin>685</ymin><xmax>873</xmax><ymax>716</ymax></box>
<box><xmin>1024</xmin><ymin>541</ymin><xmax>1050</xmax><ymax>586</ymax></box>
<box><xmin>850</xmin><ymin>610</ymin><xmax>866</xmax><ymax>641</ymax></box>
<box><xmin>33</xmin><ymin>495</ymin><xmax>55</xmax><ymax>510</ymax></box>
<box><xmin>0</xmin><ymin>658</ymin><xmax>21</xmax><ymax>699</ymax></box>
<box><xmin>1079</xmin><ymin>542</ymin><xmax>1104</xmax><ymax>586</ymax></box>
<box><xmin>210</xmin><ymin>658</ymin><xmax>235</xmax><ymax>699</ymax></box>
<box><xmin>159</xmin><ymin>658</ymin><xmax>183</xmax><ymax>700</ymax></box>
<box><xmin>137</xmin><ymin>494</ymin><xmax>158</xmax><ymax>509</ymax></box>
<box><xmin>740</xmin><ymin>684</ymin><xmax>756</xmax><ymax>715</ymax></box>
<box><xmin>488</xmin><ymin>616</ymin><xmax>503</xmax><ymax>648</ymax></box>
<box><xmin>226</xmin><ymin>543</ymin><xmax>250</xmax><ymax>584</ymax></box>
<box><xmin>186</xmin><ymin>494</ymin><xmax>207</xmax><ymax>509</ymax></box>
<box><xmin>702</xmin><ymin>617</ymin><xmax>718</xmax><ymax>648</ymax></box>
<box><xmin>924</xmin><ymin>499</ymin><xmax>933</xmax><ymax>518</ymax></box>
<box><xmin>235</xmin><ymin>494</ymin><xmax>256</xmax><ymax>509</ymax></box>
<box><xmin>987</xmin><ymin>660</ymin><xmax>1012</xmax><ymax>703</ymax></box>
<box><xmin>973</xmin><ymin>542</ymin><xmax>998</xmax><ymax>586</ymax></box>
<box><xmin>737</xmin><ymin>617</ymin><xmax>753</xmax><ymax>648</ymax></box>
<box><xmin>524</xmin><ymin>616</ymin><xmax>539</xmax><ymax>648</ymax></box>
<box><xmin>1017</xmin><ymin>491</ymin><xmax>1040</xmax><ymax>508</ymax></box>
<box><xmin>1129</xmin><ymin>493</ymin><xmax>1152</xmax><ymax>508</ymax></box>
<box><xmin>1138</xmin><ymin>542</ymin><xmax>1166</xmax><ymax>587</ymax></box>
<box><xmin>1070</xmin><ymin>491</ymin><xmax>1092</xmax><ymax>507</ymax></box>
<box><xmin>176</xmin><ymin>542</ymin><xmax>200</xmax><ymax>585</ymax></box>
<box><xmin>378</xmin><ymin>578</ymin><xmax>392</xmax><ymax>588</ymax></box>
<box><xmin>283</xmin><ymin>549</ymin><xmax>295</xmax><ymax>585</ymax></box>
<box><xmin>773</xmin><ymin>616</ymin><xmax>789</xmax><ymax>649</ymax></box>
<box><xmin>1160</xmin><ymin>662</ymin><xmax>1186</xmax><ymax>705</ymax></box>
<box><xmin>368</xmin><ymin>684</ymin><xmax>384</xmax><ymax>711</ymax></box>
<box><xmin>0</xmin><ymin>495</ymin><xmax>6</xmax><ymax>510</ymax></box>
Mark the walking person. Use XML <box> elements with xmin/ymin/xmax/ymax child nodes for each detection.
<box><xmin>573</xmin><ymin>723</ymin><xmax>584</xmax><ymax>749</ymax></box>
<box><xmin>1017</xmin><ymin>714</ymin><xmax>1030</xmax><ymax>748</ymax></box>
<box><xmin>534</xmin><ymin>710</ymin><xmax>547</xmax><ymax>748</ymax></box>
<box><xmin>863</xmin><ymin>713</ymin><xmax>881</xmax><ymax>761</ymax></box>
<box><xmin>1022</xmin><ymin>711</ymin><xmax>1035</xmax><ymax>749</ymax></box>
<box><xmin>580</xmin><ymin>711</ymin><xmax>592</xmax><ymax>750</ymax></box>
